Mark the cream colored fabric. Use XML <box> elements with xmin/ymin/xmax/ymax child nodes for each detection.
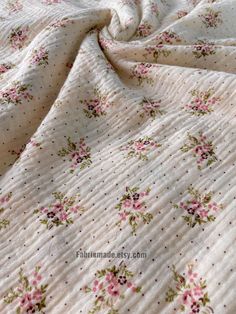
<box><xmin>0</xmin><ymin>0</ymin><xmax>235</xmax><ymax>313</ymax></box>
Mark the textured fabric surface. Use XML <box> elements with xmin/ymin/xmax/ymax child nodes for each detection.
<box><xmin>0</xmin><ymin>0</ymin><xmax>236</xmax><ymax>313</ymax></box>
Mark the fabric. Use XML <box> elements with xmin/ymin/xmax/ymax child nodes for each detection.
<box><xmin>0</xmin><ymin>0</ymin><xmax>235</xmax><ymax>313</ymax></box>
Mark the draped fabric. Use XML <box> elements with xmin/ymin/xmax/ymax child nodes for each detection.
<box><xmin>0</xmin><ymin>0</ymin><xmax>235</xmax><ymax>313</ymax></box>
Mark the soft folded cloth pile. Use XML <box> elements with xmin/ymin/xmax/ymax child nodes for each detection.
<box><xmin>0</xmin><ymin>0</ymin><xmax>235</xmax><ymax>313</ymax></box>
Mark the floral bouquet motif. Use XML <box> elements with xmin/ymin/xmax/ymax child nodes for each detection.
<box><xmin>174</xmin><ymin>186</ymin><xmax>223</xmax><ymax>227</ymax></box>
<box><xmin>184</xmin><ymin>89</ymin><xmax>220</xmax><ymax>116</ymax></box>
<box><xmin>199</xmin><ymin>8</ymin><xmax>222</xmax><ymax>28</ymax></box>
<box><xmin>116</xmin><ymin>186</ymin><xmax>153</xmax><ymax>235</ymax></box>
<box><xmin>30</xmin><ymin>47</ymin><xmax>49</xmax><ymax>67</ymax></box>
<box><xmin>0</xmin><ymin>62</ymin><xmax>14</xmax><ymax>74</ymax></box>
<box><xmin>143</xmin><ymin>31</ymin><xmax>181</xmax><ymax>61</ymax></box>
<box><xmin>58</xmin><ymin>137</ymin><xmax>92</xmax><ymax>173</ymax></box>
<box><xmin>181</xmin><ymin>132</ymin><xmax>217</xmax><ymax>169</ymax></box>
<box><xmin>47</xmin><ymin>17</ymin><xmax>73</xmax><ymax>29</ymax></box>
<box><xmin>6</xmin><ymin>0</ymin><xmax>23</xmax><ymax>13</ymax></box>
<box><xmin>136</xmin><ymin>21</ymin><xmax>152</xmax><ymax>37</ymax></box>
<box><xmin>156</xmin><ymin>30</ymin><xmax>181</xmax><ymax>45</ymax></box>
<box><xmin>4</xmin><ymin>266</ymin><xmax>48</xmax><ymax>314</ymax></box>
<box><xmin>140</xmin><ymin>98</ymin><xmax>163</xmax><ymax>119</ymax></box>
<box><xmin>144</xmin><ymin>45</ymin><xmax>171</xmax><ymax>61</ymax></box>
<box><xmin>83</xmin><ymin>262</ymin><xmax>141</xmax><ymax>314</ymax></box>
<box><xmin>130</xmin><ymin>63</ymin><xmax>155</xmax><ymax>86</ymax></box>
<box><xmin>0</xmin><ymin>81</ymin><xmax>33</xmax><ymax>105</ymax></box>
<box><xmin>177</xmin><ymin>10</ymin><xmax>188</xmax><ymax>19</ymax></box>
<box><xmin>0</xmin><ymin>192</ymin><xmax>12</xmax><ymax>230</ymax></box>
<box><xmin>34</xmin><ymin>192</ymin><xmax>84</xmax><ymax>229</ymax></box>
<box><xmin>120</xmin><ymin>136</ymin><xmax>161</xmax><ymax>161</ymax></box>
<box><xmin>151</xmin><ymin>2</ymin><xmax>159</xmax><ymax>16</ymax></box>
<box><xmin>166</xmin><ymin>264</ymin><xmax>214</xmax><ymax>313</ymax></box>
<box><xmin>192</xmin><ymin>41</ymin><xmax>216</xmax><ymax>59</ymax></box>
<box><xmin>9</xmin><ymin>26</ymin><xmax>29</xmax><ymax>50</ymax></box>
<box><xmin>80</xmin><ymin>88</ymin><xmax>113</xmax><ymax>118</ymax></box>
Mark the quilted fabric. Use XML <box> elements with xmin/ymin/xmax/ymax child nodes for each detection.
<box><xmin>0</xmin><ymin>0</ymin><xmax>235</xmax><ymax>313</ymax></box>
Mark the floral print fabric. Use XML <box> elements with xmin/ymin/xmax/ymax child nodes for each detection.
<box><xmin>174</xmin><ymin>186</ymin><xmax>223</xmax><ymax>227</ymax></box>
<box><xmin>0</xmin><ymin>0</ymin><xmax>235</xmax><ymax>313</ymax></box>
<box><xmin>166</xmin><ymin>264</ymin><xmax>213</xmax><ymax>314</ymax></box>
<box><xmin>116</xmin><ymin>187</ymin><xmax>152</xmax><ymax>235</ymax></box>
<box><xmin>83</xmin><ymin>262</ymin><xmax>141</xmax><ymax>314</ymax></box>
<box><xmin>3</xmin><ymin>266</ymin><xmax>48</xmax><ymax>314</ymax></box>
<box><xmin>34</xmin><ymin>191</ymin><xmax>84</xmax><ymax>229</ymax></box>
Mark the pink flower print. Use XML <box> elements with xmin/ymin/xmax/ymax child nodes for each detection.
<box><xmin>156</xmin><ymin>31</ymin><xmax>181</xmax><ymax>45</ymax></box>
<box><xmin>121</xmin><ymin>136</ymin><xmax>161</xmax><ymax>161</ymax></box>
<box><xmin>151</xmin><ymin>2</ymin><xmax>159</xmax><ymax>16</ymax></box>
<box><xmin>0</xmin><ymin>81</ymin><xmax>33</xmax><ymax>105</ymax></box>
<box><xmin>177</xmin><ymin>10</ymin><xmax>188</xmax><ymax>19</ymax></box>
<box><xmin>58</xmin><ymin>137</ymin><xmax>92</xmax><ymax>173</ymax></box>
<box><xmin>70</xmin><ymin>205</ymin><xmax>81</xmax><ymax>213</ymax></box>
<box><xmin>34</xmin><ymin>192</ymin><xmax>84</xmax><ymax>229</ymax></box>
<box><xmin>93</xmin><ymin>280</ymin><xmax>99</xmax><ymax>286</ymax></box>
<box><xmin>40</xmin><ymin>206</ymin><xmax>48</xmax><ymax>214</ymax></box>
<box><xmin>140</xmin><ymin>98</ymin><xmax>164</xmax><ymax>119</ymax></box>
<box><xmin>59</xmin><ymin>212</ymin><xmax>68</xmax><ymax>221</ymax></box>
<box><xmin>181</xmin><ymin>132</ymin><xmax>217</xmax><ymax>169</ymax></box>
<box><xmin>6</xmin><ymin>0</ymin><xmax>23</xmax><ymax>13</ymax></box>
<box><xmin>193</xmin><ymin>286</ymin><xmax>203</xmax><ymax>297</ymax></box>
<box><xmin>0</xmin><ymin>62</ymin><xmax>14</xmax><ymax>74</ymax></box>
<box><xmin>184</xmin><ymin>89</ymin><xmax>220</xmax><ymax>116</ymax></box>
<box><xmin>119</xmin><ymin>211</ymin><xmax>128</xmax><ymax>221</ymax></box>
<box><xmin>123</xmin><ymin>199</ymin><xmax>132</xmax><ymax>208</ymax></box>
<box><xmin>199</xmin><ymin>8</ymin><xmax>222</xmax><ymax>28</ymax></box>
<box><xmin>9</xmin><ymin>26</ymin><xmax>29</xmax><ymax>50</ymax></box>
<box><xmin>105</xmin><ymin>272</ymin><xmax>115</xmax><ymax>283</ymax></box>
<box><xmin>116</xmin><ymin>187</ymin><xmax>153</xmax><ymax>235</ymax></box>
<box><xmin>174</xmin><ymin>186</ymin><xmax>223</xmax><ymax>227</ymax></box>
<box><xmin>4</xmin><ymin>266</ymin><xmax>48</xmax><ymax>313</ymax></box>
<box><xmin>133</xmin><ymin>202</ymin><xmax>142</xmax><ymax>211</ymax></box>
<box><xmin>107</xmin><ymin>284</ymin><xmax>120</xmax><ymax>297</ymax></box>
<box><xmin>193</xmin><ymin>40</ymin><xmax>216</xmax><ymax>58</ymax></box>
<box><xmin>136</xmin><ymin>21</ymin><xmax>152</xmax><ymax>37</ymax></box>
<box><xmin>188</xmin><ymin>269</ymin><xmax>198</xmax><ymax>283</ymax></box>
<box><xmin>30</xmin><ymin>46</ymin><xmax>49</xmax><ymax>67</ymax></box>
<box><xmin>199</xmin><ymin>209</ymin><xmax>208</xmax><ymax>218</ymax></box>
<box><xmin>81</xmin><ymin>88</ymin><xmax>113</xmax><ymax>118</ymax></box>
<box><xmin>182</xmin><ymin>290</ymin><xmax>192</xmax><ymax>305</ymax></box>
<box><xmin>20</xmin><ymin>292</ymin><xmax>32</xmax><ymax>308</ymax></box>
<box><xmin>127</xmin><ymin>282</ymin><xmax>132</xmax><ymax>288</ymax></box>
<box><xmin>144</xmin><ymin>44</ymin><xmax>171</xmax><ymax>60</ymax></box>
<box><xmin>98</xmin><ymin>35</ymin><xmax>114</xmax><ymax>51</ymax></box>
<box><xmin>32</xmin><ymin>280</ymin><xmax>38</xmax><ymax>286</ymax></box>
<box><xmin>83</xmin><ymin>263</ymin><xmax>141</xmax><ymax>314</ymax></box>
<box><xmin>52</xmin><ymin>202</ymin><xmax>63</xmax><ymax>213</ymax></box>
<box><xmin>138</xmin><ymin>63</ymin><xmax>151</xmax><ymax>75</ymax></box>
<box><xmin>130</xmin><ymin>63</ymin><xmax>156</xmax><ymax>86</ymax></box>
<box><xmin>32</xmin><ymin>289</ymin><xmax>42</xmax><ymax>301</ymax></box>
<box><xmin>135</xmin><ymin>141</ymin><xmax>145</xmax><ymax>150</ymax></box>
<box><xmin>166</xmin><ymin>264</ymin><xmax>213</xmax><ymax>313</ymax></box>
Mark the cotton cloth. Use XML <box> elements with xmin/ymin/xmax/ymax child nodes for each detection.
<box><xmin>0</xmin><ymin>0</ymin><xmax>236</xmax><ymax>313</ymax></box>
